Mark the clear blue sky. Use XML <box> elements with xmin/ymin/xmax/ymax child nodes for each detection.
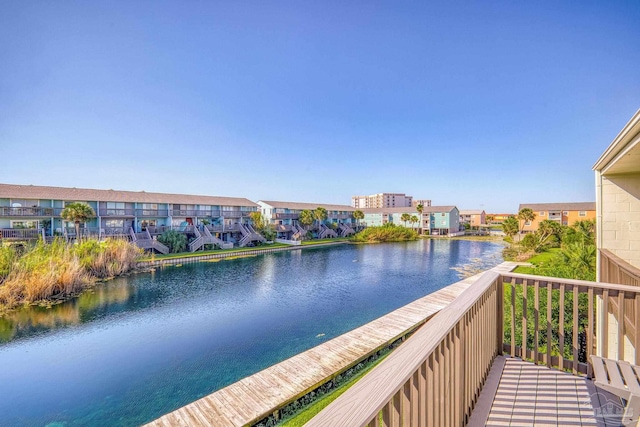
<box><xmin>1</xmin><ymin>1</ymin><xmax>638</xmax><ymax>213</ymax></box>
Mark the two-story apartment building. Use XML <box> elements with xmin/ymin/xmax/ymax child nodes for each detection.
<box><xmin>518</xmin><ymin>202</ymin><xmax>596</xmax><ymax>233</ymax></box>
<box><xmin>459</xmin><ymin>210</ymin><xmax>486</xmax><ymax>228</ymax></box>
<box><xmin>0</xmin><ymin>184</ymin><xmax>259</xmax><ymax>247</ymax></box>
<box><xmin>257</xmin><ymin>201</ymin><xmax>357</xmax><ymax>240</ymax></box>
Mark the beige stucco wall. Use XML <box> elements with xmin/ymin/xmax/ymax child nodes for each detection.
<box><xmin>599</xmin><ymin>172</ymin><xmax>640</xmax><ymax>269</ymax></box>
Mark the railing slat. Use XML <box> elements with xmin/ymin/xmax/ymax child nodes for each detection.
<box><xmin>573</xmin><ymin>285</ymin><xmax>579</xmax><ymax>375</ymax></box>
<box><xmin>619</xmin><ymin>291</ymin><xmax>626</xmax><ymax>360</ymax></box>
<box><xmin>534</xmin><ymin>280</ymin><xmax>540</xmax><ymax>365</ymax></box>
<box><xmin>588</xmin><ymin>288</ymin><xmax>594</xmax><ymax>378</ymax></box>
<box><xmin>603</xmin><ymin>289</ymin><xmax>609</xmax><ymax>357</ymax></box>
<box><xmin>522</xmin><ymin>279</ymin><xmax>528</xmax><ymax>361</ymax></box>
<box><xmin>547</xmin><ymin>281</ymin><xmax>552</xmax><ymax>368</ymax></box>
<box><xmin>559</xmin><ymin>283</ymin><xmax>565</xmax><ymax>370</ymax></box>
<box><xmin>636</xmin><ymin>295</ymin><xmax>640</xmax><ymax>365</ymax></box>
<box><xmin>511</xmin><ymin>280</ymin><xmax>516</xmax><ymax>357</ymax></box>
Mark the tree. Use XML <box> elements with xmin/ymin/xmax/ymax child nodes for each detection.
<box><xmin>416</xmin><ymin>204</ymin><xmax>424</xmax><ymax>216</ymax></box>
<box><xmin>314</xmin><ymin>207</ymin><xmax>328</xmax><ymax>229</ymax></box>
<box><xmin>486</xmin><ymin>214</ymin><xmax>494</xmax><ymax>225</ymax></box>
<box><xmin>249</xmin><ymin>211</ymin><xmax>264</xmax><ymax>231</ymax></box>
<box><xmin>61</xmin><ymin>202</ymin><xmax>96</xmax><ymax>242</ymax></box>
<box><xmin>517</xmin><ymin>208</ymin><xmax>536</xmax><ymax>234</ymax></box>
<box><xmin>353</xmin><ymin>210</ymin><xmax>364</xmax><ymax>227</ymax></box>
<box><xmin>400</xmin><ymin>213</ymin><xmax>411</xmax><ymax>227</ymax></box>
<box><xmin>502</xmin><ymin>216</ymin><xmax>519</xmax><ymax>238</ymax></box>
<box><xmin>299</xmin><ymin>210</ymin><xmax>314</xmax><ymax>229</ymax></box>
<box><xmin>410</xmin><ymin>215</ymin><xmax>419</xmax><ymax>230</ymax></box>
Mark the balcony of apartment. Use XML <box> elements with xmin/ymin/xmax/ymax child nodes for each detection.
<box><xmin>135</xmin><ymin>209</ymin><xmax>170</xmax><ymax>217</ymax></box>
<box><xmin>0</xmin><ymin>228</ymin><xmax>44</xmax><ymax>240</ymax></box>
<box><xmin>333</xmin><ymin>213</ymin><xmax>353</xmax><ymax>220</ymax></box>
<box><xmin>306</xmin><ymin>256</ymin><xmax>640</xmax><ymax>427</ymax></box>
<box><xmin>274</xmin><ymin>212</ymin><xmax>299</xmax><ymax>220</ymax></box>
<box><xmin>170</xmin><ymin>209</ymin><xmax>221</xmax><ymax>217</ymax></box>
<box><xmin>0</xmin><ymin>206</ymin><xmax>62</xmax><ymax>217</ymax></box>
<box><xmin>98</xmin><ymin>208</ymin><xmax>135</xmax><ymax>217</ymax></box>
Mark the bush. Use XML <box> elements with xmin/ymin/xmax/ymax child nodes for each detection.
<box><xmin>157</xmin><ymin>230</ymin><xmax>187</xmax><ymax>253</ymax></box>
<box><xmin>353</xmin><ymin>224</ymin><xmax>418</xmax><ymax>243</ymax></box>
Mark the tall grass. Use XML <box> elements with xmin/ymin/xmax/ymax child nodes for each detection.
<box><xmin>353</xmin><ymin>224</ymin><xmax>418</xmax><ymax>243</ymax></box>
<box><xmin>0</xmin><ymin>238</ymin><xmax>142</xmax><ymax>311</ymax></box>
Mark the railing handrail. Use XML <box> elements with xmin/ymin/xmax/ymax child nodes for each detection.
<box><xmin>503</xmin><ymin>271</ymin><xmax>640</xmax><ymax>294</ymax></box>
<box><xmin>600</xmin><ymin>248</ymin><xmax>640</xmax><ymax>282</ymax></box>
<box><xmin>306</xmin><ymin>270</ymin><xmax>501</xmax><ymax>426</ymax></box>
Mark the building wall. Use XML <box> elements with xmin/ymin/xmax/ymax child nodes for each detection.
<box><xmin>598</xmin><ymin>172</ymin><xmax>640</xmax><ymax>268</ymax></box>
<box><xmin>521</xmin><ymin>208</ymin><xmax>596</xmax><ymax>232</ymax></box>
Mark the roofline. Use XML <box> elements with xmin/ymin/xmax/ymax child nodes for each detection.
<box><xmin>593</xmin><ymin>109</ymin><xmax>640</xmax><ymax>171</ymax></box>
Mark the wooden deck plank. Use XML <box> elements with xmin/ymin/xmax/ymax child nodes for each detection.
<box><xmin>144</xmin><ymin>262</ymin><xmax>519</xmax><ymax>427</ymax></box>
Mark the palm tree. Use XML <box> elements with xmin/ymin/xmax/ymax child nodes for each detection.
<box><xmin>502</xmin><ymin>216</ymin><xmax>519</xmax><ymax>239</ymax></box>
<box><xmin>299</xmin><ymin>210</ymin><xmax>314</xmax><ymax>229</ymax></box>
<box><xmin>61</xmin><ymin>202</ymin><xmax>96</xmax><ymax>242</ymax></box>
<box><xmin>410</xmin><ymin>215</ymin><xmax>419</xmax><ymax>230</ymax></box>
<box><xmin>353</xmin><ymin>210</ymin><xmax>364</xmax><ymax>228</ymax></box>
<box><xmin>416</xmin><ymin>204</ymin><xmax>424</xmax><ymax>234</ymax></box>
<box><xmin>249</xmin><ymin>211</ymin><xmax>265</xmax><ymax>232</ymax></box>
<box><xmin>517</xmin><ymin>208</ymin><xmax>536</xmax><ymax>235</ymax></box>
<box><xmin>401</xmin><ymin>213</ymin><xmax>411</xmax><ymax>227</ymax></box>
<box><xmin>314</xmin><ymin>207</ymin><xmax>328</xmax><ymax>230</ymax></box>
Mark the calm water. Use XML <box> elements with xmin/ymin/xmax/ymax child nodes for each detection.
<box><xmin>0</xmin><ymin>240</ymin><xmax>503</xmax><ymax>427</ymax></box>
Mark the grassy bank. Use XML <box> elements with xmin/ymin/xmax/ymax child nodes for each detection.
<box><xmin>0</xmin><ymin>238</ymin><xmax>141</xmax><ymax>313</ymax></box>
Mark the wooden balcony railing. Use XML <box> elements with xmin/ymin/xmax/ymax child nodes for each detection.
<box><xmin>0</xmin><ymin>228</ymin><xmax>44</xmax><ymax>240</ymax></box>
<box><xmin>0</xmin><ymin>207</ymin><xmax>62</xmax><ymax>216</ymax></box>
<box><xmin>98</xmin><ymin>209</ymin><xmax>135</xmax><ymax>217</ymax></box>
<box><xmin>135</xmin><ymin>209</ymin><xmax>170</xmax><ymax>217</ymax></box>
<box><xmin>273</xmin><ymin>213</ymin><xmax>299</xmax><ymax>220</ymax></box>
<box><xmin>308</xmin><ymin>271</ymin><xmax>640</xmax><ymax>426</ymax></box>
<box><xmin>600</xmin><ymin>249</ymin><xmax>640</xmax><ymax>287</ymax></box>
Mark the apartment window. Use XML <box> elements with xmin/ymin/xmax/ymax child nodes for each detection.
<box><xmin>525</xmin><ymin>221</ymin><xmax>532</xmax><ymax>226</ymax></box>
<box><xmin>540</xmin><ymin>211</ymin><xmax>545</xmax><ymax>216</ymax></box>
<box><xmin>563</xmin><ymin>211</ymin><xmax>569</xmax><ymax>215</ymax></box>
<box><xmin>579</xmin><ymin>211</ymin><xmax>586</xmax><ymax>217</ymax></box>
<box><xmin>105</xmin><ymin>219</ymin><xmax>124</xmax><ymax>228</ymax></box>
<box><xmin>441</xmin><ymin>213</ymin><xmax>445</xmax><ymax>217</ymax></box>
<box><xmin>441</xmin><ymin>220</ymin><xmax>446</xmax><ymax>225</ymax></box>
<box><xmin>142</xmin><ymin>203</ymin><xmax>158</xmax><ymax>210</ymax></box>
<box><xmin>11</xmin><ymin>220</ymin><xmax>39</xmax><ymax>229</ymax></box>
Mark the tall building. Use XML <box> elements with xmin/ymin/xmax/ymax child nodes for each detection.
<box><xmin>351</xmin><ymin>193</ymin><xmax>414</xmax><ymax>209</ymax></box>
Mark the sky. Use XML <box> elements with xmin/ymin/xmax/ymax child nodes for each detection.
<box><xmin>1</xmin><ymin>1</ymin><xmax>639</xmax><ymax>213</ymax></box>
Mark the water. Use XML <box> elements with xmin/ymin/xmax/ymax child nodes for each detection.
<box><xmin>0</xmin><ymin>240</ymin><xmax>503</xmax><ymax>427</ymax></box>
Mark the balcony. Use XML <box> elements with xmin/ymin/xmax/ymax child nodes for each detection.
<box><xmin>170</xmin><ymin>209</ymin><xmax>217</xmax><ymax>217</ymax></box>
<box><xmin>305</xmin><ymin>265</ymin><xmax>640</xmax><ymax>426</ymax></box>
<box><xmin>274</xmin><ymin>213</ymin><xmax>299</xmax><ymax>220</ymax></box>
<box><xmin>135</xmin><ymin>209</ymin><xmax>169</xmax><ymax>217</ymax></box>
<box><xmin>98</xmin><ymin>208</ymin><xmax>135</xmax><ymax>217</ymax></box>
<box><xmin>0</xmin><ymin>206</ymin><xmax>61</xmax><ymax>217</ymax></box>
<box><xmin>0</xmin><ymin>228</ymin><xmax>43</xmax><ymax>240</ymax></box>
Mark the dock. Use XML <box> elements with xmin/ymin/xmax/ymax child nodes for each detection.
<box><xmin>145</xmin><ymin>262</ymin><xmax>519</xmax><ymax>427</ymax></box>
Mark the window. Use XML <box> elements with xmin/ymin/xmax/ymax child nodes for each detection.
<box><xmin>579</xmin><ymin>211</ymin><xmax>586</xmax><ymax>217</ymax></box>
<box><xmin>441</xmin><ymin>220</ymin><xmax>446</xmax><ymax>225</ymax></box>
<box><xmin>540</xmin><ymin>211</ymin><xmax>545</xmax><ymax>216</ymax></box>
<box><xmin>563</xmin><ymin>211</ymin><xmax>569</xmax><ymax>215</ymax></box>
<box><xmin>105</xmin><ymin>219</ymin><xmax>124</xmax><ymax>228</ymax></box>
<box><xmin>11</xmin><ymin>199</ymin><xmax>39</xmax><ymax>207</ymax></box>
<box><xmin>441</xmin><ymin>213</ymin><xmax>445</xmax><ymax>217</ymax></box>
<box><xmin>142</xmin><ymin>203</ymin><xmax>158</xmax><ymax>210</ymax></box>
<box><xmin>11</xmin><ymin>220</ymin><xmax>39</xmax><ymax>229</ymax></box>
<box><xmin>525</xmin><ymin>221</ymin><xmax>531</xmax><ymax>226</ymax></box>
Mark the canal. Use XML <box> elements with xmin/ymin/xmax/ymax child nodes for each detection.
<box><xmin>0</xmin><ymin>239</ymin><xmax>503</xmax><ymax>426</ymax></box>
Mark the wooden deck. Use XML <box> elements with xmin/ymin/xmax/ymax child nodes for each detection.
<box><xmin>469</xmin><ymin>356</ymin><xmax>623</xmax><ymax>427</ymax></box>
<box><xmin>144</xmin><ymin>262</ymin><xmax>519</xmax><ymax>427</ymax></box>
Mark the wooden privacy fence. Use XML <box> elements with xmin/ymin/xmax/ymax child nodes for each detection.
<box><xmin>305</xmin><ymin>271</ymin><xmax>503</xmax><ymax>427</ymax></box>
<box><xmin>307</xmin><ymin>270</ymin><xmax>640</xmax><ymax>427</ymax></box>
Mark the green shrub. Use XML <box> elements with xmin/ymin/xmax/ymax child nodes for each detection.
<box><xmin>158</xmin><ymin>230</ymin><xmax>187</xmax><ymax>253</ymax></box>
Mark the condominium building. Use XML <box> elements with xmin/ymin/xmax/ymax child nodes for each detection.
<box><xmin>0</xmin><ymin>183</ymin><xmax>260</xmax><ymax>250</ymax></box>
<box><xmin>518</xmin><ymin>202</ymin><xmax>596</xmax><ymax>233</ymax></box>
<box><xmin>361</xmin><ymin>205</ymin><xmax>462</xmax><ymax>236</ymax></box>
<box><xmin>351</xmin><ymin>193</ymin><xmax>414</xmax><ymax>209</ymax></box>
<box><xmin>459</xmin><ymin>210</ymin><xmax>486</xmax><ymax>227</ymax></box>
<box><xmin>257</xmin><ymin>201</ymin><xmax>357</xmax><ymax>240</ymax></box>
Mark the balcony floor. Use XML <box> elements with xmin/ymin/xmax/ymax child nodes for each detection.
<box><xmin>469</xmin><ymin>356</ymin><xmax>624</xmax><ymax>427</ymax></box>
